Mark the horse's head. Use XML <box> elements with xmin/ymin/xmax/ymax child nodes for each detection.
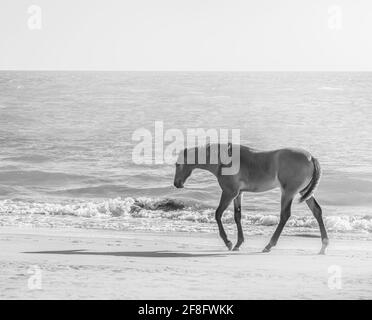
<box><xmin>173</xmin><ymin>148</ymin><xmax>194</xmax><ymax>188</ymax></box>
<box><xmin>173</xmin><ymin>163</ymin><xmax>193</xmax><ymax>188</ymax></box>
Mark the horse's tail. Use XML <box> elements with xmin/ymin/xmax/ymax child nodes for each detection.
<box><xmin>299</xmin><ymin>157</ymin><xmax>322</xmax><ymax>203</ymax></box>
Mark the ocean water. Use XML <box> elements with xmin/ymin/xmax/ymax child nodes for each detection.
<box><xmin>1</xmin><ymin>71</ymin><xmax>372</xmax><ymax>239</ymax></box>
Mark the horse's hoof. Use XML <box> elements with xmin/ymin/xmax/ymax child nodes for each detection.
<box><xmin>226</xmin><ymin>241</ymin><xmax>233</xmax><ymax>251</ymax></box>
<box><xmin>232</xmin><ymin>246</ymin><xmax>240</xmax><ymax>251</ymax></box>
<box><xmin>318</xmin><ymin>250</ymin><xmax>326</xmax><ymax>255</ymax></box>
<box><xmin>319</xmin><ymin>239</ymin><xmax>328</xmax><ymax>255</ymax></box>
<box><xmin>262</xmin><ymin>246</ymin><xmax>271</xmax><ymax>253</ymax></box>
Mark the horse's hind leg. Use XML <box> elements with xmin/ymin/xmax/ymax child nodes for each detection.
<box><xmin>306</xmin><ymin>196</ymin><xmax>329</xmax><ymax>254</ymax></box>
<box><xmin>233</xmin><ymin>193</ymin><xmax>244</xmax><ymax>251</ymax></box>
<box><xmin>263</xmin><ymin>191</ymin><xmax>294</xmax><ymax>253</ymax></box>
<box><xmin>215</xmin><ymin>192</ymin><xmax>235</xmax><ymax>250</ymax></box>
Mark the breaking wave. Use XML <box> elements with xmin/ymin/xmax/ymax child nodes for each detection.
<box><xmin>0</xmin><ymin>197</ymin><xmax>371</xmax><ymax>235</ymax></box>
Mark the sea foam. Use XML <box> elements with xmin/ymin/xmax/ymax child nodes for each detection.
<box><xmin>0</xmin><ymin>197</ymin><xmax>371</xmax><ymax>235</ymax></box>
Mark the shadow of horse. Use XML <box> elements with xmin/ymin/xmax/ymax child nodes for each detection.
<box><xmin>23</xmin><ymin>249</ymin><xmax>231</xmax><ymax>258</ymax></box>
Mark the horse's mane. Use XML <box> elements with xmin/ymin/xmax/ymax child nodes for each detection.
<box><xmin>178</xmin><ymin>143</ymin><xmax>235</xmax><ymax>165</ymax></box>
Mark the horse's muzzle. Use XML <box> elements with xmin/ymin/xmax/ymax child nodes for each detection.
<box><xmin>174</xmin><ymin>181</ymin><xmax>184</xmax><ymax>188</ymax></box>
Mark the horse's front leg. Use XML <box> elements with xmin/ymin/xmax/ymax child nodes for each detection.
<box><xmin>215</xmin><ymin>192</ymin><xmax>235</xmax><ymax>250</ymax></box>
<box><xmin>233</xmin><ymin>192</ymin><xmax>244</xmax><ymax>251</ymax></box>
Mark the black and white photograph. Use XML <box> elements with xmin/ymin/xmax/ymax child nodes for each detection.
<box><xmin>1</xmin><ymin>0</ymin><xmax>372</xmax><ymax>304</ymax></box>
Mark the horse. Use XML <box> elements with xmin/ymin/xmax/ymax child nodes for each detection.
<box><xmin>173</xmin><ymin>143</ymin><xmax>329</xmax><ymax>254</ymax></box>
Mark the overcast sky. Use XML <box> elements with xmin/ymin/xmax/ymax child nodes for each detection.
<box><xmin>1</xmin><ymin>0</ymin><xmax>372</xmax><ymax>71</ymax></box>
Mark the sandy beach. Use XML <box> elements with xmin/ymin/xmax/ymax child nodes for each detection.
<box><xmin>0</xmin><ymin>226</ymin><xmax>371</xmax><ymax>300</ymax></box>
